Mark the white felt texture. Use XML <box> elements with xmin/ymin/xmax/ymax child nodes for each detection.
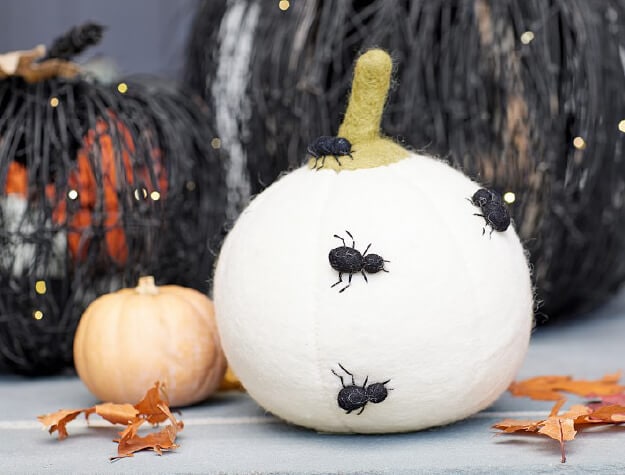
<box><xmin>214</xmin><ymin>154</ymin><xmax>534</xmax><ymax>433</ymax></box>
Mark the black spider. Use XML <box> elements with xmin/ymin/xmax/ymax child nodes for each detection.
<box><xmin>470</xmin><ymin>188</ymin><xmax>511</xmax><ymax>236</ymax></box>
<box><xmin>470</xmin><ymin>188</ymin><xmax>498</xmax><ymax>208</ymax></box>
<box><xmin>328</xmin><ymin>231</ymin><xmax>389</xmax><ymax>292</ymax></box>
<box><xmin>331</xmin><ymin>364</ymin><xmax>391</xmax><ymax>415</ymax></box>
<box><xmin>307</xmin><ymin>136</ymin><xmax>353</xmax><ymax>170</ymax></box>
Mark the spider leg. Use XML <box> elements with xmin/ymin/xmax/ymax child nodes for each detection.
<box><xmin>331</xmin><ymin>272</ymin><xmax>343</xmax><ymax>288</ymax></box>
<box><xmin>309</xmin><ymin>151</ymin><xmax>319</xmax><ymax>170</ymax></box>
<box><xmin>331</xmin><ymin>369</ymin><xmax>347</xmax><ymax>388</ymax></box>
<box><xmin>338</xmin><ymin>363</ymin><xmax>356</xmax><ymax>386</ymax></box>
<box><xmin>361</xmin><ymin>270</ymin><xmax>368</xmax><ymax>283</ymax></box>
<box><xmin>345</xmin><ymin>230</ymin><xmax>355</xmax><ymax>248</ymax></box>
<box><xmin>333</xmin><ymin>234</ymin><xmax>346</xmax><ymax>246</ymax></box>
<box><xmin>339</xmin><ymin>273</ymin><xmax>353</xmax><ymax>292</ymax></box>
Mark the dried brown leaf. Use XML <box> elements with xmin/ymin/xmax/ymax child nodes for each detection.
<box><xmin>492</xmin><ymin>419</ymin><xmax>542</xmax><ymax>433</ymax></box>
<box><xmin>134</xmin><ymin>381</ymin><xmax>169</xmax><ymax>424</ymax></box>
<box><xmin>37</xmin><ymin>407</ymin><xmax>95</xmax><ymax>440</ymax></box>
<box><xmin>579</xmin><ymin>404</ymin><xmax>625</xmax><ymax>423</ymax></box>
<box><xmin>38</xmin><ymin>380</ymin><xmax>183</xmax><ymax>460</ymax></box>
<box><xmin>587</xmin><ymin>393</ymin><xmax>625</xmax><ymax>410</ymax></box>
<box><xmin>95</xmin><ymin>403</ymin><xmax>139</xmax><ymax>426</ymax></box>
<box><xmin>111</xmin><ymin>403</ymin><xmax>183</xmax><ymax>460</ymax></box>
<box><xmin>538</xmin><ymin>418</ymin><xmax>576</xmax><ymax>463</ymax></box>
<box><xmin>495</xmin><ymin>372</ymin><xmax>625</xmax><ymax>463</ymax></box>
<box><xmin>0</xmin><ymin>46</ymin><xmax>79</xmax><ymax>82</ymax></box>
<box><xmin>509</xmin><ymin>373</ymin><xmax>625</xmax><ymax>401</ymax></box>
<box><xmin>112</xmin><ymin>425</ymin><xmax>179</xmax><ymax>460</ymax></box>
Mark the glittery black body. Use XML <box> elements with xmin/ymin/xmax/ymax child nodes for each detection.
<box><xmin>329</xmin><ymin>246</ymin><xmax>363</xmax><ymax>274</ymax></box>
<box><xmin>471</xmin><ymin>187</ymin><xmax>510</xmax><ymax>235</ymax></box>
<box><xmin>471</xmin><ymin>188</ymin><xmax>498</xmax><ymax>207</ymax></box>
<box><xmin>307</xmin><ymin>136</ymin><xmax>353</xmax><ymax>169</ymax></box>
<box><xmin>328</xmin><ymin>231</ymin><xmax>388</xmax><ymax>292</ymax></box>
<box><xmin>480</xmin><ymin>201</ymin><xmax>511</xmax><ymax>232</ymax></box>
<box><xmin>332</xmin><ymin>364</ymin><xmax>390</xmax><ymax>415</ymax></box>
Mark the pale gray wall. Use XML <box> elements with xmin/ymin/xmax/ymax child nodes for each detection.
<box><xmin>0</xmin><ymin>0</ymin><xmax>198</xmax><ymax>78</ymax></box>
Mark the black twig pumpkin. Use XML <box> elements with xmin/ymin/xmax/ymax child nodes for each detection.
<box><xmin>0</xmin><ymin>25</ymin><xmax>227</xmax><ymax>374</ymax></box>
<box><xmin>184</xmin><ymin>0</ymin><xmax>625</xmax><ymax>320</ymax></box>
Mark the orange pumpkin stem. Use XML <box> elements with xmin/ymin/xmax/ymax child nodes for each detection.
<box><xmin>136</xmin><ymin>276</ymin><xmax>159</xmax><ymax>295</ymax></box>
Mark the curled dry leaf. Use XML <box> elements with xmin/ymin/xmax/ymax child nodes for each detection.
<box><xmin>37</xmin><ymin>407</ymin><xmax>95</xmax><ymax>440</ymax></box>
<box><xmin>219</xmin><ymin>366</ymin><xmax>244</xmax><ymax>391</ymax></box>
<box><xmin>133</xmin><ymin>381</ymin><xmax>170</xmax><ymax>425</ymax></box>
<box><xmin>38</xmin><ymin>381</ymin><xmax>183</xmax><ymax>460</ymax></box>
<box><xmin>508</xmin><ymin>372</ymin><xmax>624</xmax><ymax>401</ymax></box>
<box><xmin>112</xmin><ymin>403</ymin><xmax>184</xmax><ymax>460</ymax></box>
<box><xmin>0</xmin><ymin>45</ymin><xmax>80</xmax><ymax>82</ymax></box>
<box><xmin>587</xmin><ymin>393</ymin><xmax>625</xmax><ymax>410</ymax></box>
<box><xmin>493</xmin><ymin>404</ymin><xmax>588</xmax><ymax>463</ymax></box>
<box><xmin>494</xmin><ymin>372</ymin><xmax>625</xmax><ymax>463</ymax></box>
<box><xmin>95</xmin><ymin>403</ymin><xmax>139</xmax><ymax>426</ymax></box>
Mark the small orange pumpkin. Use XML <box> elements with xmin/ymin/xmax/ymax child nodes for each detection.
<box><xmin>73</xmin><ymin>276</ymin><xmax>226</xmax><ymax>406</ymax></box>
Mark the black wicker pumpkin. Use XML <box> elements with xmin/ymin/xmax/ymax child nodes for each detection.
<box><xmin>184</xmin><ymin>0</ymin><xmax>625</xmax><ymax>319</ymax></box>
<box><xmin>0</xmin><ymin>26</ymin><xmax>227</xmax><ymax>374</ymax></box>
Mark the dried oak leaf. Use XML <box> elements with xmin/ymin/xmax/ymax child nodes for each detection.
<box><xmin>494</xmin><ymin>372</ymin><xmax>625</xmax><ymax>463</ymax></box>
<box><xmin>587</xmin><ymin>393</ymin><xmax>625</xmax><ymax>410</ymax></box>
<box><xmin>95</xmin><ymin>403</ymin><xmax>139</xmax><ymax>426</ymax></box>
<box><xmin>37</xmin><ymin>407</ymin><xmax>95</xmax><ymax>440</ymax></box>
<box><xmin>219</xmin><ymin>366</ymin><xmax>244</xmax><ymax>391</ymax></box>
<box><xmin>493</xmin><ymin>404</ymin><xmax>589</xmax><ymax>463</ymax></box>
<box><xmin>0</xmin><ymin>45</ymin><xmax>79</xmax><ymax>82</ymax></box>
<box><xmin>579</xmin><ymin>404</ymin><xmax>625</xmax><ymax>423</ymax></box>
<box><xmin>134</xmin><ymin>381</ymin><xmax>170</xmax><ymax>424</ymax></box>
<box><xmin>112</xmin><ymin>403</ymin><xmax>183</xmax><ymax>460</ymax></box>
<box><xmin>38</xmin><ymin>403</ymin><xmax>141</xmax><ymax>440</ymax></box>
<box><xmin>538</xmin><ymin>417</ymin><xmax>576</xmax><ymax>463</ymax></box>
<box><xmin>508</xmin><ymin>372</ymin><xmax>624</xmax><ymax>401</ymax></box>
<box><xmin>38</xmin><ymin>381</ymin><xmax>179</xmax><ymax>437</ymax></box>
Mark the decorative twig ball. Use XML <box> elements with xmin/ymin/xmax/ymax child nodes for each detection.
<box><xmin>0</xmin><ymin>25</ymin><xmax>227</xmax><ymax>375</ymax></box>
<box><xmin>213</xmin><ymin>50</ymin><xmax>534</xmax><ymax>433</ymax></box>
<box><xmin>73</xmin><ymin>276</ymin><xmax>227</xmax><ymax>406</ymax></box>
<box><xmin>186</xmin><ymin>0</ymin><xmax>625</xmax><ymax>320</ymax></box>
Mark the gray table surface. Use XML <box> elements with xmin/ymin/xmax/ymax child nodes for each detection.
<box><xmin>3</xmin><ymin>292</ymin><xmax>625</xmax><ymax>474</ymax></box>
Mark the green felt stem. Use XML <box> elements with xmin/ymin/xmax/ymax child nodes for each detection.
<box><xmin>308</xmin><ymin>49</ymin><xmax>409</xmax><ymax>172</ymax></box>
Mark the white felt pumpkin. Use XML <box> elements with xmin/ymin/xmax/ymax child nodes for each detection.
<box><xmin>214</xmin><ymin>50</ymin><xmax>533</xmax><ymax>433</ymax></box>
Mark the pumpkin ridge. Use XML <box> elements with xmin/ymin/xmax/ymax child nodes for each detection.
<box><xmin>157</xmin><ymin>288</ymin><xmax>224</xmax><ymax>403</ymax></box>
<box><xmin>311</xmin><ymin>171</ymin><xmax>352</xmax><ymax>433</ymax></box>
